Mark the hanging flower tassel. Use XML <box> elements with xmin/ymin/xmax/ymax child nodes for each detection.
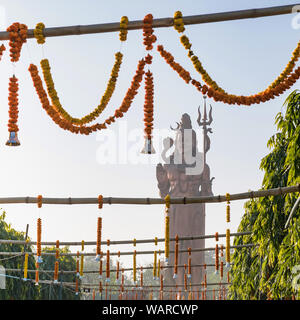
<box><xmin>54</xmin><ymin>261</ymin><xmax>59</xmax><ymax>283</ymax></box>
<box><xmin>153</xmin><ymin>250</ymin><xmax>157</xmax><ymax>280</ymax></box>
<box><xmin>173</xmin><ymin>235</ymin><xmax>179</xmax><ymax>279</ymax></box>
<box><xmin>116</xmin><ymin>251</ymin><xmax>120</xmax><ymax>283</ymax></box>
<box><xmin>164</xmin><ymin>194</ymin><xmax>170</xmax><ymax>263</ymax></box>
<box><xmin>95</xmin><ymin>217</ymin><xmax>102</xmax><ymax>261</ymax></box>
<box><xmin>141</xmin><ymin>70</ymin><xmax>155</xmax><ymax>154</ymax></box>
<box><xmin>220</xmin><ymin>261</ymin><xmax>224</xmax><ymax>280</ymax></box>
<box><xmin>215</xmin><ymin>244</ymin><xmax>219</xmax><ymax>274</ymax></box>
<box><xmin>35</xmin><ymin>262</ymin><xmax>39</xmax><ymax>286</ymax></box>
<box><xmin>7</xmin><ymin>22</ymin><xmax>28</xmax><ymax>62</ymax></box>
<box><xmin>184</xmin><ymin>265</ymin><xmax>187</xmax><ymax>291</ymax></box>
<box><xmin>6</xmin><ymin>75</ymin><xmax>20</xmax><ymax>146</ymax></box>
<box><xmin>133</xmin><ymin>250</ymin><xmax>137</xmax><ymax>284</ymax></box>
<box><xmin>187</xmin><ymin>247</ymin><xmax>192</xmax><ymax>279</ymax></box>
<box><xmin>140</xmin><ymin>267</ymin><xmax>143</xmax><ymax>289</ymax></box>
<box><xmin>226</xmin><ymin>229</ymin><xmax>231</xmax><ymax>267</ymax></box>
<box><xmin>36</xmin><ymin>217</ymin><xmax>43</xmax><ymax>263</ymax></box>
<box><xmin>75</xmin><ymin>278</ymin><xmax>79</xmax><ymax>295</ymax></box>
<box><xmin>80</xmin><ymin>240</ymin><xmax>84</xmax><ymax>279</ymax></box>
<box><xmin>23</xmin><ymin>253</ymin><xmax>28</xmax><ymax>280</ymax></box>
<box><xmin>106</xmin><ymin>249</ymin><xmax>110</xmax><ymax>282</ymax></box>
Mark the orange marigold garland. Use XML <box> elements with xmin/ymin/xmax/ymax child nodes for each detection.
<box><xmin>28</xmin><ymin>58</ymin><xmax>145</xmax><ymax>135</ymax></box>
<box><xmin>173</xmin><ymin>234</ymin><xmax>179</xmax><ymax>279</ymax></box>
<box><xmin>143</xmin><ymin>14</ymin><xmax>156</xmax><ymax>51</ymax></box>
<box><xmin>37</xmin><ymin>217</ymin><xmax>42</xmax><ymax>263</ymax></box>
<box><xmin>187</xmin><ymin>247</ymin><xmax>192</xmax><ymax>279</ymax></box>
<box><xmin>35</xmin><ymin>262</ymin><xmax>39</xmax><ymax>286</ymax></box>
<box><xmin>106</xmin><ymin>249</ymin><xmax>110</xmax><ymax>282</ymax></box>
<box><xmin>95</xmin><ymin>217</ymin><xmax>102</xmax><ymax>261</ymax></box>
<box><xmin>215</xmin><ymin>244</ymin><xmax>219</xmax><ymax>274</ymax></box>
<box><xmin>6</xmin><ymin>76</ymin><xmax>20</xmax><ymax>146</ymax></box>
<box><xmin>0</xmin><ymin>44</ymin><xmax>5</xmax><ymax>60</ymax></box>
<box><xmin>7</xmin><ymin>22</ymin><xmax>28</xmax><ymax>62</ymax></box>
<box><xmin>54</xmin><ymin>261</ymin><xmax>59</xmax><ymax>283</ymax></box>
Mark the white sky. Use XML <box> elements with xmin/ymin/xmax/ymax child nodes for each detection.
<box><xmin>0</xmin><ymin>0</ymin><xmax>299</xmax><ymax>270</ymax></box>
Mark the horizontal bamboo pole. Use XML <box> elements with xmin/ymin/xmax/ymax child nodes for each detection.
<box><xmin>0</xmin><ymin>185</ymin><xmax>298</xmax><ymax>206</ymax></box>
<box><xmin>67</xmin><ymin>282</ymin><xmax>230</xmax><ymax>288</ymax></box>
<box><xmin>0</xmin><ymin>231</ymin><xmax>251</xmax><ymax>246</ymax></box>
<box><xmin>4</xmin><ymin>263</ymin><xmax>220</xmax><ymax>275</ymax></box>
<box><xmin>0</xmin><ymin>4</ymin><xmax>296</xmax><ymax>41</ymax></box>
<box><xmin>0</xmin><ymin>244</ymin><xmax>255</xmax><ymax>257</ymax></box>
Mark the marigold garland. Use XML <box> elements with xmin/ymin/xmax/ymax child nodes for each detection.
<box><xmin>29</xmin><ymin>58</ymin><xmax>145</xmax><ymax>135</ymax></box>
<box><xmin>55</xmin><ymin>240</ymin><xmax>59</xmax><ymax>260</ymax></box>
<box><xmin>119</xmin><ymin>16</ymin><xmax>129</xmax><ymax>41</ymax></box>
<box><xmin>173</xmin><ymin>12</ymin><xmax>300</xmax><ymax>105</ymax></box>
<box><xmin>215</xmin><ymin>244</ymin><xmax>219</xmax><ymax>274</ymax></box>
<box><xmin>54</xmin><ymin>261</ymin><xmax>59</xmax><ymax>282</ymax></box>
<box><xmin>35</xmin><ymin>262</ymin><xmax>39</xmax><ymax>285</ymax></box>
<box><xmin>187</xmin><ymin>247</ymin><xmax>192</xmax><ymax>279</ymax></box>
<box><xmin>40</xmin><ymin>52</ymin><xmax>123</xmax><ymax>125</ymax></box>
<box><xmin>173</xmin><ymin>234</ymin><xmax>179</xmax><ymax>279</ymax></box>
<box><xmin>0</xmin><ymin>44</ymin><xmax>5</xmax><ymax>60</ymax></box>
<box><xmin>215</xmin><ymin>232</ymin><xmax>219</xmax><ymax>242</ymax></box>
<box><xmin>225</xmin><ymin>193</ymin><xmax>230</xmax><ymax>223</ymax></box>
<box><xmin>143</xmin><ymin>14</ymin><xmax>156</xmax><ymax>51</ymax></box>
<box><xmin>133</xmin><ymin>250</ymin><xmax>137</xmax><ymax>283</ymax></box>
<box><xmin>220</xmin><ymin>261</ymin><xmax>224</xmax><ymax>279</ymax></box>
<box><xmin>99</xmin><ymin>254</ymin><xmax>103</xmax><ymax>279</ymax></box>
<box><xmin>153</xmin><ymin>250</ymin><xmax>157</xmax><ymax>280</ymax></box>
<box><xmin>184</xmin><ymin>270</ymin><xmax>187</xmax><ymax>291</ymax></box>
<box><xmin>23</xmin><ymin>253</ymin><xmax>28</xmax><ymax>280</ymax></box>
<box><xmin>34</xmin><ymin>23</ymin><xmax>45</xmax><ymax>44</ymax></box>
<box><xmin>37</xmin><ymin>218</ymin><xmax>42</xmax><ymax>263</ymax></box>
<box><xmin>142</xmin><ymin>70</ymin><xmax>155</xmax><ymax>153</ymax></box>
<box><xmin>7</xmin><ymin>22</ymin><xmax>28</xmax><ymax>62</ymax></box>
<box><xmin>140</xmin><ymin>267</ymin><xmax>143</xmax><ymax>288</ymax></box>
<box><xmin>96</xmin><ymin>217</ymin><xmax>102</xmax><ymax>259</ymax></box>
<box><xmin>75</xmin><ymin>278</ymin><xmax>79</xmax><ymax>295</ymax></box>
<box><xmin>106</xmin><ymin>249</ymin><xmax>110</xmax><ymax>281</ymax></box>
<box><xmin>7</xmin><ymin>76</ymin><xmax>20</xmax><ymax>141</ymax></box>
<box><xmin>173</xmin><ymin>11</ymin><xmax>185</xmax><ymax>33</ymax></box>
<box><xmin>76</xmin><ymin>251</ymin><xmax>80</xmax><ymax>277</ymax></box>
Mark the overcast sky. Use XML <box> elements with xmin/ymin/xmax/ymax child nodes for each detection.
<box><xmin>0</xmin><ymin>0</ymin><xmax>299</xmax><ymax>270</ymax></box>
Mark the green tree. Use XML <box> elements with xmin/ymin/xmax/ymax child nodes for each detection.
<box><xmin>229</xmin><ymin>90</ymin><xmax>300</xmax><ymax>300</ymax></box>
<box><xmin>0</xmin><ymin>210</ymin><xmax>39</xmax><ymax>300</ymax></box>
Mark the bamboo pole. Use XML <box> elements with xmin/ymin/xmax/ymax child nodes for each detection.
<box><xmin>0</xmin><ymin>4</ymin><xmax>296</xmax><ymax>41</ymax></box>
<box><xmin>3</xmin><ymin>263</ymin><xmax>221</xmax><ymax>275</ymax></box>
<box><xmin>0</xmin><ymin>185</ymin><xmax>298</xmax><ymax>206</ymax></box>
<box><xmin>0</xmin><ymin>244</ymin><xmax>255</xmax><ymax>257</ymax></box>
<box><xmin>0</xmin><ymin>231</ymin><xmax>251</xmax><ymax>246</ymax></box>
<box><xmin>62</xmin><ymin>282</ymin><xmax>230</xmax><ymax>288</ymax></box>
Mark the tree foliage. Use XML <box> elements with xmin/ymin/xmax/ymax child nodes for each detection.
<box><xmin>0</xmin><ymin>211</ymin><xmax>38</xmax><ymax>300</ymax></box>
<box><xmin>229</xmin><ymin>90</ymin><xmax>300</xmax><ymax>300</ymax></box>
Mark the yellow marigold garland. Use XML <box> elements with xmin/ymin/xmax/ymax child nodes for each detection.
<box><xmin>153</xmin><ymin>250</ymin><xmax>157</xmax><ymax>280</ymax></box>
<box><xmin>33</xmin><ymin>22</ymin><xmax>45</xmax><ymax>44</ymax></box>
<box><xmin>225</xmin><ymin>193</ymin><xmax>230</xmax><ymax>223</ymax></box>
<box><xmin>119</xmin><ymin>16</ymin><xmax>129</xmax><ymax>41</ymax></box>
<box><xmin>23</xmin><ymin>253</ymin><xmax>28</xmax><ymax>280</ymax></box>
<box><xmin>40</xmin><ymin>52</ymin><xmax>123</xmax><ymax>125</ymax></box>
<box><xmin>173</xmin><ymin>11</ymin><xmax>185</xmax><ymax>33</ymax></box>
<box><xmin>173</xmin><ymin>11</ymin><xmax>300</xmax><ymax>105</ymax></box>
